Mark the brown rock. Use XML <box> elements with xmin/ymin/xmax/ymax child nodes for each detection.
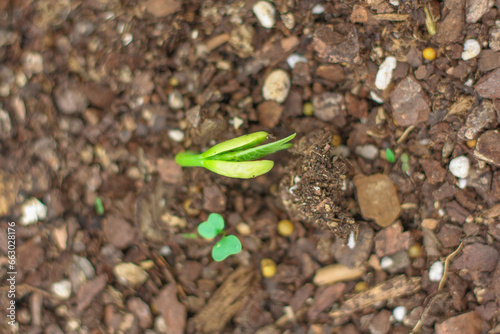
<box><xmin>437</xmin><ymin>224</ymin><xmax>462</xmax><ymax>248</ymax></box>
<box><xmin>316</xmin><ymin>64</ymin><xmax>345</xmax><ymax>82</ymax></box>
<box><xmin>292</xmin><ymin>62</ymin><xmax>312</xmax><ymax>86</ymax></box>
<box><xmin>390</xmin><ymin>76</ymin><xmax>430</xmax><ymax>127</ymax></box>
<box><xmin>103</xmin><ymin>215</ymin><xmax>136</xmax><ymax>249</ymax></box>
<box><xmin>54</xmin><ymin>82</ymin><xmax>89</xmax><ymax>114</ymax></box>
<box><xmin>369</xmin><ymin>310</ymin><xmax>391</xmax><ymax>334</ymax></box>
<box><xmin>77</xmin><ymin>274</ymin><xmax>108</xmax><ymax>312</ymax></box>
<box><xmin>466</xmin><ymin>0</ymin><xmax>494</xmax><ymax>23</ymax></box>
<box><xmin>435</xmin><ymin>311</ymin><xmax>482</xmax><ymax>334</ymax></box>
<box><xmin>436</xmin><ymin>0</ymin><xmax>465</xmax><ymax>44</ymax></box>
<box><xmin>478</xmin><ymin>50</ymin><xmax>500</xmax><ymax>72</ymax></box>
<box><xmin>145</xmin><ymin>0</ymin><xmax>181</xmax><ymax>17</ymax></box>
<box><xmin>345</xmin><ymin>93</ymin><xmax>368</xmax><ymax>119</ymax></box>
<box><xmin>155</xmin><ymin>284</ymin><xmax>186</xmax><ymax>334</ymax></box>
<box><xmin>351</xmin><ymin>4</ymin><xmax>371</xmax><ymax>23</ymax></box>
<box><xmin>127</xmin><ymin>297</ymin><xmax>153</xmax><ymax>329</ymax></box>
<box><xmin>458</xmin><ymin>100</ymin><xmax>496</xmax><ymax>140</ymax></box>
<box><xmin>474</xmin><ymin>130</ymin><xmax>500</xmax><ymax>167</ymax></box>
<box><xmin>421</xmin><ymin>159</ymin><xmax>446</xmax><ymax>184</ymax></box>
<box><xmin>203</xmin><ymin>184</ymin><xmax>227</xmax><ymax>212</ymax></box>
<box><xmin>452</xmin><ymin>243</ymin><xmax>499</xmax><ymax>272</ymax></box>
<box><xmin>354</xmin><ymin>174</ymin><xmax>401</xmax><ymax>227</ymax></box>
<box><xmin>490</xmin><ymin>26</ymin><xmax>500</xmax><ymax>52</ymax></box>
<box><xmin>157</xmin><ymin>158</ymin><xmax>183</xmax><ymax>184</ymax></box>
<box><xmin>257</xmin><ymin>100</ymin><xmax>283</xmax><ymax>128</ymax></box>
<box><xmin>333</xmin><ymin>223</ymin><xmax>374</xmax><ymax>268</ymax></box>
<box><xmin>82</xmin><ymin>83</ymin><xmax>115</xmax><ymax>109</ymax></box>
<box><xmin>475</xmin><ymin>68</ymin><xmax>500</xmax><ymax>99</ymax></box>
<box><xmin>374</xmin><ymin>221</ymin><xmax>411</xmax><ymax>257</ymax></box>
<box><xmin>308</xmin><ymin>283</ymin><xmax>346</xmax><ymax>320</ymax></box>
<box><xmin>313</xmin><ymin>24</ymin><xmax>360</xmax><ymax>63</ymax></box>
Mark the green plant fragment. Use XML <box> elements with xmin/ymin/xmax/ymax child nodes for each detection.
<box><xmin>211</xmin><ymin>235</ymin><xmax>242</xmax><ymax>262</ymax></box>
<box><xmin>197</xmin><ymin>213</ymin><xmax>225</xmax><ymax>239</ymax></box>
<box><xmin>95</xmin><ymin>197</ymin><xmax>104</xmax><ymax>216</ymax></box>
<box><xmin>385</xmin><ymin>148</ymin><xmax>395</xmax><ymax>163</ymax></box>
<box><xmin>203</xmin><ymin>160</ymin><xmax>274</xmax><ymax>179</ymax></box>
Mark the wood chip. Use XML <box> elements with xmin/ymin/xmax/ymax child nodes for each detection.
<box><xmin>329</xmin><ymin>275</ymin><xmax>421</xmax><ymax>317</ymax></box>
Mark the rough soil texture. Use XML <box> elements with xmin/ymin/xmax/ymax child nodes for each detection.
<box><xmin>0</xmin><ymin>0</ymin><xmax>500</xmax><ymax>333</ymax></box>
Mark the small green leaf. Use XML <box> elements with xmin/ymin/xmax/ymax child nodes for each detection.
<box><xmin>197</xmin><ymin>213</ymin><xmax>225</xmax><ymax>239</ymax></box>
<box><xmin>211</xmin><ymin>235</ymin><xmax>242</xmax><ymax>261</ymax></box>
<box><xmin>202</xmin><ymin>131</ymin><xmax>269</xmax><ymax>159</ymax></box>
<box><xmin>203</xmin><ymin>160</ymin><xmax>274</xmax><ymax>179</ymax></box>
<box><xmin>385</xmin><ymin>148</ymin><xmax>395</xmax><ymax>163</ymax></box>
<box><xmin>182</xmin><ymin>233</ymin><xmax>198</xmax><ymax>239</ymax></box>
<box><xmin>95</xmin><ymin>197</ymin><xmax>104</xmax><ymax>216</ymax></box>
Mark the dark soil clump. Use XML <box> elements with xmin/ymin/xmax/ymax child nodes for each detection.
<box><xmin>280</xmin><ymin>130</ymin><xmax>356</xmax><ymax>238</ymax></box>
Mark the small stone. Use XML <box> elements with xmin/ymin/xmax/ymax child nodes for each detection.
<box><xmin>20</xmin><ymin>197</ymin><xmax>47</xmax><ymax>225</ymax></box>
<box><xmin>262</xmin><ymin>69</ymin><xmax>291</xmax><ymax>104</ymax></box>
<box><xmin>54</xmin><ymin>83</ymin><xmax>89</xmax><ymax>114</ymax></box>
<box><xmin>316</xmin><ymin>65</ymin><xmax>345</xmax><ymax>82</ymax></box>
<box><xmin>311</xmin><ymin>4</ymin><xmax>326</xmax><ymax>14</ymax></box>
<box><xmin>422</xmin><ymin>218</ymin><xmax>439</xmax><ymax>230</ymax></box>
<box><xmin>462</xmin><ymin>39</ymin><xmax>481</xmax><ymax>60</ymax></box>
<box><xmin>281</xmin><ymin>12</ymin><xmax>295</xmax><ymax>30</ymax></box>
<box><xmin>466</xmin><ymin>0</ymin><xmax>494</xmax><ymax>23</ymax></box>
<box><xmin>474</xmin><ymin>130</ymin><xmax>500</xmax><ymax>167</ymax></box>
<box><xmin>354</xmin><ymin>174</ymin><xmax>401</xmax><ymax>227</ymax></box>
<box><xmin>332</xmin><ymin>223</ymin><xmax>374</xmax><ymax>268</ymax></box>
<box><xmin>0</xmin><ymin>108</ymin><xmax>12</xmax><ymax>139</ymax></box>
<box><xmin>458</xmin><ymin>100</ymin><xmax>496</xmax><ymax>140</ymax></box>
<box><xmin>436</xmin><ymin>0</ymin><xmax>465</xmax><ymax>44</ymax></box>
<box><xmin>435</xmin><ymin>312</ymin><xmax>482</xmax><ymax>334</ymax></box>
<box><xmin>253</xmin><ymin>1</ymin><xmax>276</xmax><ymax>29</ymax></box>
<box><xmin>22</xmin><ymin>52</ymin><xmax>43</xmax><ymax>78</ymax></box>
<box><xmin>168</xmin><ymin>90</ymin><xmax>184</xmax><ymax>109</ymax></box>
<box><xmin>489</xmin><ymin>26</ymin><xmax>500</xmax><ymax>52</ymax></box>
<box><xmin>257</xmin><ymin>100</ymin><xmax>283</xmax><ymax>128</ymax></box>
<box><xmin>292</xmin><ymin>62</ymin><xmax>312</xmax><ymax>85</ymax></box>
<box><xmin>157</xmin><ymin>158</ymin><xmax>183</xmax><ymax>184</ymax></box>
<box><xmin>429</xmin><ymin>261</ymin><xmax>444</xmax><ymax>282</ymax></box>
<box><xmin>145</xmin><ymin>0</ymin><xmax>181</xmax><ymax>17</ymax></box>
<box><xmin>286</xmin><ymin>53</ymin><xmax>308</xmax><ymax>69</ymax></box>
<box><xmin>374</xmin><ymin>221</ymin><xmax>411</xmax><ymax>257</ymax></box>
<box><xmin>103</xmin><ymin>215</ymin><xmax>136</xmax><ymax>249</ymax></box>
<box><xmin>355</xmin><ymin>144</ymin><xmax>379</xmax><ymax>160</ymax></box>
<box><xmin>168</xmin><ymin>129</ymin><xmax>184</xmax><ymax>142</ymax></box>
<box><xmin>313</xmin><ymin>24</ymin><xmax>360</xmax><ymax>63</ymax></box>
<box><xmin>475</xmin><ymin>68</ymin><xmax>500</xmax><ymax>99</ymax></box>
<box><xmin>51</xmin><ymin>280</ymin><xmax>72</xmax><ymax>300</ymax></box>
<box><xmin>393</xmin><ymin>306</ymin><xmax>407</xmax><ymax>322</ymax></box>
<box><xmin>390</xmin><ymin>76</ymin><xmax>430</xmax><ymax>127</ymax></box>
<box><xmin>122</xmin><ymin>33</ymin><xmax>133</xmax><ymax>46</ymax></box>
<box><xmin>351</xmin><ymin>4</ymin><xmax>371</xmax><ymax>23</ymax></box>
<box><xmin>453</xmin><ymin>243</ymin><xmax>499</xmax><ymax>273</ymax></box>
<box><xmin>113</xmin><ymin>262</ymin><xmax>149</xmax><ymax>287</ymax></box>
<box><xmin>313</xmin><ymin>264</ymin><xmax>365</xmax><ymax>285</ymax></box>
<box><xmin>375</xmin><ymin>56</ymin><xmax>397</xmax><ymax>90</ymax></box>
<box><xmin>312</xmin><ymin>92</ymin><xmax>345</xmax><ymax>122</ymax></box>
<box><xmin>127</xmin><ymin>297</ymin><xmax>153</xmax><ymax>329</ymax></box>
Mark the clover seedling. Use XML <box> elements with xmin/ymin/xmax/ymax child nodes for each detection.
<box><xmin>198</xmin><ymin>213</ymin><xmax>242</xmax><ymax>261</ymax></box>
<box><xmin>175</xmin><ymin>131</ymin><xmax>296</xmax><ymax>179</ymax></box>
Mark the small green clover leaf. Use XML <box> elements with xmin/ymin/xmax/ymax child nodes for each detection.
<box><xmin>197</xmin><ymin>213</ymin><xmax>225</xmax><ymax>239</ymax></box>
<box><xmin>211</xmin><ymin>235</ymin><xmax>242</xmax><ymax>262</ymax></box>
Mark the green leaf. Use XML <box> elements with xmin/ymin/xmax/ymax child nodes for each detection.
<box><xmin>210</xmin><ymin>133</ymin><xmax>296</xmax><ymax>162</ymax></box>
<box><xmin>201</xmin><ymin>131</ymin><xmax>269</xmax><ymax>159</ymax></box>
<box><xmin>212</xmin><ymin>235</ymin><xmax>242</xmax><ymax>261</ymax></box>
<box><xmin>203</xmin><ymin>160</ymin><xmax>274</xmax><ymax>179</ymax></box>
<box><xmin>197</xmin><ymin>213</ymin><xmax>225</xmax><ymax>239</ymax></box>
<box><xmin>385</xmin><ymin>148</ymin><xmax>395</xmax><ymax>163</ymax></box>
<box><xmin>95</xmin><ymin>197</ymin><xmax>104</xmax><ymax>216</ymax></box>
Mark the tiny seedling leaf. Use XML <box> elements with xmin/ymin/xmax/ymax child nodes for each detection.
<box><xmin>197</xmin><ymin>213</ymin><xmax>225</xmax><ymax>239</ymax></box>
<box><xmin>211</xmin><ymin>235</ymin><xmax>242</xmax><ymax>261</ymax></box>
<box><xmin>95</xmin><ymin>197</ymin><xmax>104</xmax><ymax>216</ymax></box>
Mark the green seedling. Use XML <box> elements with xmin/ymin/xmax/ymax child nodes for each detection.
<box><xmin>175</xmin><ymin>131</ymin><xmax>296</xmax><ymax>179</ymax></box>
<box><xmin>197</xmin><ymin>213</ymin><xmax>242</xmax><ymax>262</ymax></box>
<box><xmin>95</xmin><ymin>197</ymin><xmax>104</xmax><ymax>216</ymax></box>
<box><xmin>385</xmin><ymin>148</ymin><xmax>395</xmax><ymax>163</ymax></box>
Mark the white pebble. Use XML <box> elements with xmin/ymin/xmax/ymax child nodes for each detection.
<box><xmin>168</xmin><ymin>90</ymin><xmax>184</xmax><ymax>110</ymax></box>
<box><xmin>380</xmin><ymin>256</ymin><xmax>394</xmax><ymax>269</ymax></box>
<box><xmin>449</xmin><ymin>156</ymin><xmax>470</xmax><ymax>179</ymax></box>
<box><xmin>429</xmin><ymin>261</ymin><xmax>444</xmax><ymax>282</ymax></box>
<box><xmin>20</xmin><ymin>197</ymin><xmax>47</xmax><ymax>226</ymax></box>
<box><xmin>253</xmin><ymin>1</ymin><xmax>276</xmax><ymax>29</ymax></box>
<box><xmin>168</xmin><ymin>129</ymin><xmax>184</xmax><ymax>143</ymax></box>
<box><xmin>232</xmin><ymin>116</ymin><xmax>244</xmax><ymax>130</ymax></box>
<box><xmin>355</xmin><ymin>144</ymin><xmax>379</xmax><ymax>160</ymax></box>
<box><xmin>375</xmin><ymin>56</ymin><xmax>397</xmax><ymax>90</ymax></box>
<box><xmin>51</xmin><ymin>280</ymin><xmax>72</xmax><ymax>300</ymax></box>
<box><xmin>370</xmin><ymin>91</ymin><xmax>384</xmax><ymax>103</ymax></box>
<box><xmin>122</xmin><ymin>33</ymin><xmax>133</xmax><ymax>46</ymax></box>
<box><xmin>347</xmin><ymin>231</ymin><xmax>356</xmax><ymax>249</ymax></box>
<box><xmin>393</xmin><ymin>306</ymin><xmax>407</xmax><ymax>322</ymax></box>
<box><xmin>458</xmin><ymin>178</ymin><xmax>467</xmax><ymax>189</ymax></box>
<box><xmin>311</xmin><ymin>4</ymin><xmax>325</xmax><ymax>14</ymax></box>
<box><xmin>113</xmin><ymin>262</ymin><xmax>149</xmax><ymax>287</ymax></box>
<box><xmin>286</xmin><ymin>53</ymin><xmax>308</xmax><ymax>69</ymax></box>
<box><xmin>262</xmin><ymin>69</ymin><xmax>291</xmax><ymax>103</ymax></box>
<box><xmin>389</xmin><ymin>0</ymin><xmax>400</xmax><ymax>5</ymax></box>
<box><xmin>461</xmin><ymin>39</ymin><xmax>481</xmax><ymax>60</ymax></box>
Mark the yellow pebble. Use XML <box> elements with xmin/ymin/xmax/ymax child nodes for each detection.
<box><xmin>303</xmin><ymin>102</ymin><xmax>314</xmax><ymax>116</ymax></box>
<box><xmin>423</xmin><ymin>47</ymin><xmax>437</xmax><ymax>61</ymax></box>
<box><xmin>261</xmin><ymin>258</ymin><xmax>277</xmax><ymax>278</ymax></box>
<box><xmin>354</xmin><ymin>281</ymin><xmax>369</xmax><ymax>292</ymax></box>
<box><xmin>466</xmin><ymin>139</ymin><xmax>477</xmax><ymax>149</ymax></box>
<box><xmin>408</xmin><ymin>243</ymin><xmax>422</xmax><ymax>259</ymax></box>
<box><xmin>277</xmin><ymin>219</ymin><xmax>294</xmax><ymax>237</ymax></box>
<box><xmin>331</xmin><ymin>134</ymin><xmax>342</xmax><ymax>147</ymax></box>
<box><xmin>169</xmin><ymin>77</ymin><xmax>180</xmax><ymax>87</ymax></box>
<box><xmin>236</xmin><ymin>222</ymin><xmax>251</xmax><ymax>236</ymax></box>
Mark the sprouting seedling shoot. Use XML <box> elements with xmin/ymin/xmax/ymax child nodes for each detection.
<box><xmin>197</xmin><ymin>213</ymin><xmax>242</xmax><ymax>262</ymax></box>
<box><xmin>175</xmin><ymin>131</ymin><xmax>296</xmax><ymax>179</ymax></box>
